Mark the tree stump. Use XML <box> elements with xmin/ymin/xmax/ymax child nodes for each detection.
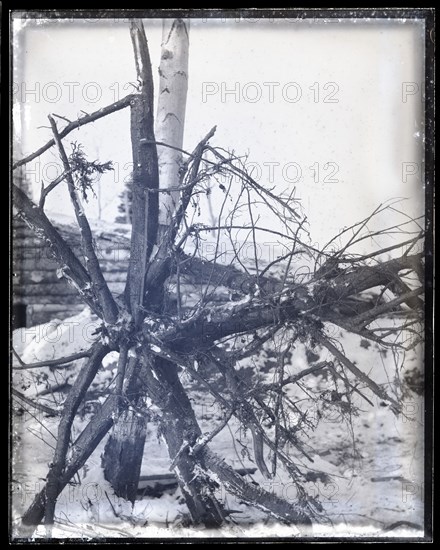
<box><xmin>102</xmin><ymin>409</ymin><xmax>147</xmax><ymax>503</ymax></box>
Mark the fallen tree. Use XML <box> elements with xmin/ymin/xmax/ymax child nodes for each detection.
<box><xmin>12</xmin><ymin>18</ymin><xmax>425</xmax><ymax>535</ymax></box>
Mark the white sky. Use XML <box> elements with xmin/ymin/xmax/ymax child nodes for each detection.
<box><xmin>12</xmin><ymin>17</ymin><xmax>425</xmax><ymax>250</ymax></box>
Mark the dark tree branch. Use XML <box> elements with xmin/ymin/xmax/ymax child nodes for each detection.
<box><xmin>124</xmin><ymin>20</ymin><xmax>160</xmax><ymax>324</ymax></box>
<box><xmin>22</xmin><ymin>353</ymin><xmax>147</xmax><ymax>529</ymax></box>
<box><xmin>261</xmin><ymin>361</ymin><xmax>334</xmax><ymax>391</ymax></box>
<box><xmin>12</xmin><ymin>347</ymin><xmax>92</xmax><ymax>370</ymax></box>
<box><xmin>140</xmin><ymin>352</ymin><xmax>227</xmax><ymax>526</ymax></box>
<box><xmin>202</xmin><ymin>448</ymin><xmax>312</xmax><ymax>530</ymax></box>
<box><xmin>22</xmin><ymin>394</ymin><xmax>118</xmax><ymax>527</ymax></box>
<box><xmin>350</xmin><ymin>287</ymin><xmax>424</xmax><ymax>328</ymax></box>
<box><xmin>314</xmin><ymin>333</ymin><xmax>401</xmax><ymax>413</ymax></box>
<box><xmin>154</xmin><ymin>253</ymin><xmax>423</xmax><ymax>351</ymax></box>
<box><xmin>48</xmin><ymin>115</ymin><xmax>119</xmax><ymax>325</ymax></box>
<box><xmin>12</xmin><ymin>184</ymin><xmax>100</xmax><ymax>315</ymax></box>
<box><xmin>176</xmin><ymin>251</ymin><xmax>281</xmax><ymax>294</ymax></box>
<box><xmin>39</xmin><ymin>170</ymin><xmax>72</xmax><ymax>209</ymax></box>
<box><xmin>324</xmin><ymin>253</ymin><xmax>423</xmax><ymax>300</ymax></box>
<box><xmin>13</xmin><ymin>95</ymin><xmax>134</xmax><ymax>170</ymax></box>
<box><xmin>12</xmin><ymin>388</ymin><xmax>60</xmax><ymax>417</ymax></box>
<box><xmin>42</xmin><ymin>342</ymin><xmax>109</xmax><ymax>527</ymax></box>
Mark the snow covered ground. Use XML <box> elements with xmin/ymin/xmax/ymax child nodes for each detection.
<box><xmin>11</xmin><ymin>309</ymin><xmax>425</xmax><ymax>540</ymax></box>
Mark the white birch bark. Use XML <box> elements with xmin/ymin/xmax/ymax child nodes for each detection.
<box><xmin>155</xmin><ymin>19</ymin><xmax>190</xmax><ymax>226</ymax></box>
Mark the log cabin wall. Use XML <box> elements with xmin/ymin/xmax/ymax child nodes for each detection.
<box><xmin>12</xmin><ymin>216</ymin><xmax>234</xmax><ymax>328</ymax></box>
<box><xmin>12</xmin><ymin>217</ymin><xmax>131</xmax><ymax>327</ymax></box>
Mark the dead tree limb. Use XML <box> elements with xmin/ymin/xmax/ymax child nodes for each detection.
<box><xmin>102</xmin><ymin>354</ymin><xmax>149</xmax><ymax>503</ymax></box>
<box><xmin>155</xmin><ymin>253</ymin><xmax>423</xmax><ymax>351</ymax></box>
<box><xmin>102</xmin><ymin>407</ymin><xmax>147</xmax><ymax>503</ymax></box>
<box><xmin>12</xmin><ymin>184</ymin><xmax>100</xmax><ymax>315</ymax></box>
<box><xmin>124</xmin><ymin>20</ymin><xmax>159</xmax><ymax>323</ymax></box>
<box><xmin>13</xmin><ymin>95</ymin><xmax>134</xmax><ymax>170</ymax></box>
<box><xmin>43</xmin><ymin>342</ymin><xmax>109</xmax><ymax>528</ymax></box>
<box><xmin>12</xmin><ymin>348</ymin><xmax>92</xmax><ymax>370</ymax></box>
<box><xmin>23</xmin><ymin>357</ymin><xmax>146</xmax><ymax>528</ymax></box>
<box><xmin>202</xmin><ymin>448</ymin><xmax>312</xmax><ymax>530</ymax></box>
<box><xmin>12</xmin><ymin>388</ymin><xmax>60</xmax><ymax>417</ymax></box>
<box><xmin>48</xmin><ymin>115</ymin><xmax>119</xmax><ymax>324</ymax></box>
<box><xmin>314</xmin><ymin>333</ymin><xmax>401</xmax><ymax>412</ymax></box>
<box><xmin>39</xmin><ymin>170</ymin><xmax>72</xmax><ymax>209</ymax></box>
<box><xmin>140</xmin><ymin>352</ymin><xmax>227</xmax><ymax>526</ymax></box>
<box><xmin>349</xmin><ymin>287</ymin><xmax>424</xmax><ymax>328</ymax></box>
<box><xmin>101</xmin><ymin>19</ymin><xmax>160</xmax><ymax>499</ymax></box>
<box><xmin>21</xmin><ymin>395</ymin><xmax>118</xmax><ymax>527</ymax></box>
<box><xmin>143</xmin><ymin>126</ymin><xmax>217</xmax><ymax>311</ymax></box>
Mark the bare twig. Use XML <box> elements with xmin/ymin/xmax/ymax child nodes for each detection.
<box><xmin>13</xmin><ymin>95</ymin><xmax>134</xmax><ymax>170</ymax></box>
<box><xmin>326</xmin><ymin>363</ymin><xmax>375</xmax><ymax>407</ymax></box>
<box><xmin>341</xmin><ymin>234</ymin><xmax>424</xmax><ymax>264</ymax></box>
<box><xmin>12</xmin><ymin>388</ymin><xmax>60</xmax><ymax>416</ymax></box>
<box><xmin>39</xmin><ymin>170</ymin><xmax>72</xmax><ymax>209</ymax></box>
<box><xmin>12</xmin><ymin>347</ymin><xmax>92</xmax><ymax>370</ymax></box>
<box><xmin>261</xmin><ymin>361</ymin><xmax>334</xmax><ymax>391</ymax></box>
<box><xmin>52</xmin><ymin>113</ymin><xmax>72</xmax><ymax>124</ymax></box>
<box><xmin>315</xmin><ymin>333</ymin><xmax>401</xmax><ymax>413</ymax></box>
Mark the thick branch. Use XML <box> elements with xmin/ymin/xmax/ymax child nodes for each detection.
<box><xmin>390</xmin><ymin>277</ymin><xmax>425</xmax><ymax>310</ymax></box>
<box><xmin>44</xmin><ymin>342</ymin><xmax>109</xmax><ymax>527</ymax></box>
<box><xmin>22</xmin><ymin>357</ymin><xmax>145</xmax><ymax>528</ymax></box>
<box><xmin>327</xmin><ymin>253</ymin><xmax>423</xmax><ymax>300</ymax></box>
<box><xmin>156</xmin><ymin>253</ymin><xmax>423</xmax><ymax>351</ymax></box>
<box><xmin>202</xmin><ymin>449</ymin><xmax>311</xmax><ymax>530</ymax></box>
<box><xmin>140</xmin><ymin>352</ymin><xmax>226</xmax><ymax>525</ymax></box>
<box><xmin>48</xmin><ymin>115</ymin><xmax>119</xmax><ymax>324</ymax></box>
<box><xmin>12</xmin><ymin>184</ymin><xmax>100</xmax><ymax>315</ymax></box>
<box><xmin>22</xmin><ymin>395</ymin><xmax>118</xmax><ymax>528</ymax></box>
<box><xmin>177</xmin><ymin>251</ymin><xmax>280</xmax><ymax>294</ymax></box>
<box><xmin>13</xmin><ymin>95</ymin><xmax>134</xmax><ymax>170</ymax></box>
<box><xmin>350</xmin><ymin>287</ymin><xmax>424</xmax><ymax>328</ymax></box>
<box><xmin>125</xmin><ymin>20</ymin><xmax>159</xmax><ymax>323</ymax></box>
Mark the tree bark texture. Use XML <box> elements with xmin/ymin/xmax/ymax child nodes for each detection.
<box><xmin>102</xmin><ymin>409</ymin><xmax>147</xmax><ymax>503</ymax></box>
<box><xmin>125</xmin><ymin>21</ymin><xmax>159</xmax><ymax>322</ymax></box>
<box><xmin>156</xmin><ymin>19</ymin><xmax>190</xmax><ymax>227</ymax></box>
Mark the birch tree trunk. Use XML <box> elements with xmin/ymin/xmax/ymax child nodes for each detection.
<box><xmin>102</xmin><ymin>18</ymin><xmax>192</xmax><ymax>509</ymax></box>
<box><xmin>156</xmin><ymin>19</ymin><xmax>190</xmax><ymax>233</ymax></box>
